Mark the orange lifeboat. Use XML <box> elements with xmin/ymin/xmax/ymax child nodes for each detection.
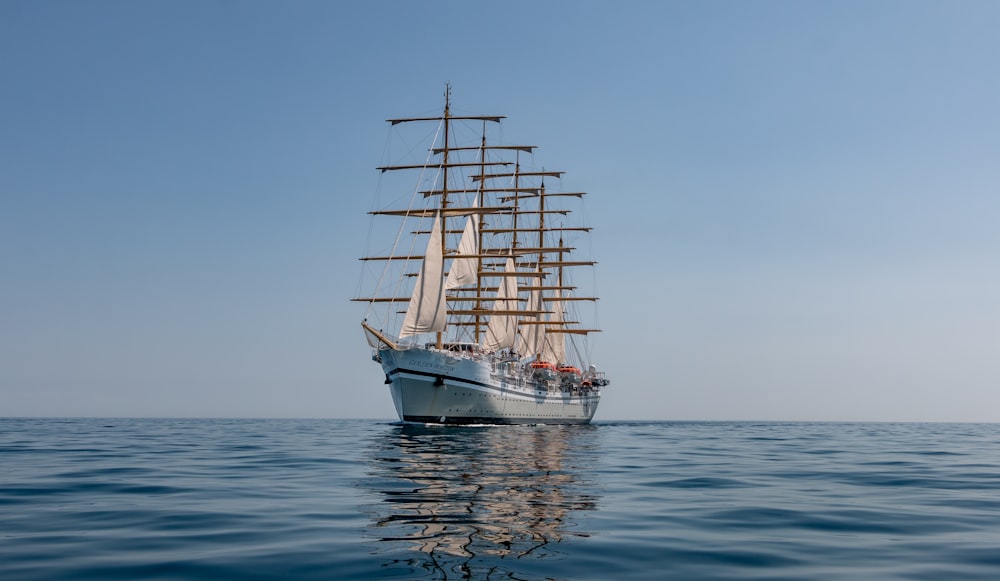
<box><xmin>529</xmin><ymin>360</ymin><xmax>558</xmax><ymax>381</ymax></box>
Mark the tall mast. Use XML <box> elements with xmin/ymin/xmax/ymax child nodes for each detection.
<box><xmin>437</xmin><ymin>84</ymin><xmax>451</xmax><ymax>350</ymax></box>
<box><xmin>474</xmin><ymin>123</ymin><xmax>487</xmax><ymax>344</ymax></box>
<box><xmin>512</xmin><ymin>154</ymin><xmax>521</xmax><ymax>253</ymax></box>
<box><xmin>510</xmin><ymin>155</ymin><xmax>521</xmax><ymax>351</ymax></box>
<box><xmin>365</xmin><ymin>92</ymin><xmax>582</xmax><ymax>347</ymax></box>
<box><xmin>539</xmin><ymin>180</ymin><xmax>548</xmax><ymax>360</ymax></box>
<box><xmin>537</xmin><ymin>180</ymin><xmax>547</xmax><ymax>262</ymax></box>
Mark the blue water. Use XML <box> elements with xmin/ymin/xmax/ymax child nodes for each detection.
<box><xmin>2</xmin><ymin>419</ymin><xmax>999</xmax><ymax>579</ymax></box>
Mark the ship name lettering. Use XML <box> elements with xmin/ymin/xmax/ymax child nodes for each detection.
<box><xmin>411</xmin><ymin>361</ymin><xmax>454</xmax><ymax>372</ymax></box>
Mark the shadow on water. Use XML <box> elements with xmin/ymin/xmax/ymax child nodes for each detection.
<box><xmin>361</xmin><ymin>423</ymin><xmax>601</xmax><ymax>580</ymax></box>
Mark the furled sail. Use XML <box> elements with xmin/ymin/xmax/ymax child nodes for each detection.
<box><xmin>445</xmin><ymin>198</ymin><xmax>480</xmax><ymax>289</ymax></box>
<box><xmin>482</xmin><ymin>257</ymin><xmax>518</xmax><ymax>352</ymax></box>
<box><xmin>399</xmin><ymin>213</ymin><xmax>447</xmax><ymax>338</ymax></box>
<box><xmin>541</xmin><ymin>290</ymin><xmax>566</xmax><ymax>363</ymax></box>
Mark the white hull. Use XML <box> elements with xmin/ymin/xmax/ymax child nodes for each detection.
<box><xmin>377</xmin><ymin>347</ymin><xmax>600</xmax><ymax>425</ymax></box>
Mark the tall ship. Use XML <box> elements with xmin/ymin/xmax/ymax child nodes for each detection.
<box><xmin>354</xmin><ymin>87</ymin><xmax>609</xmax><ymax>424</ymax></box>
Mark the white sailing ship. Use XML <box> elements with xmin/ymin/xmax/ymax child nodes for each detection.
<box><xmin>355</xmin><ymin>87</ymin><xmax>609</xmax><ymax>424</ymax></box>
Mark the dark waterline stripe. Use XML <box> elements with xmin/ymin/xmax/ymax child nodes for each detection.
<box><xmin>402</xmin><ymin>415</ymin><xmax>592</xmax><ymax>425</ymax></box>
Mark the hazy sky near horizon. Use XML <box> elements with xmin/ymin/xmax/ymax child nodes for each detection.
<box><xmin>2</xmin><ymin>1</ymin><xmax>999</xmax><ymax>421</ymax></box>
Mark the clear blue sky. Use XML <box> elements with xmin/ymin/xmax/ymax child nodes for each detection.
<box><xmin>2</xmin><ymin>0</ymin><xmax>998</xmax><ymax>420</ymax></box>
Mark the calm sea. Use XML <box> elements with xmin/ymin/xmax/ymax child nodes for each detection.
<box><xmin>2</xmin><ymin>419</ymin><xmax>999</xmax><ymax>580</ymax></box>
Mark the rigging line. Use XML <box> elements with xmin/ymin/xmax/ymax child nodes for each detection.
<box><xmin>585</xmin><ymin>199</ymin><xmax>602</xmax><ymax>345</ymax></box>
<box><xmin>376</xmin><ymin>119</ymin><xmax>445</xmax><ymax>327</ymax></box>
<box><xmin>502</xmin><ymin>165</ymin><xmax>526</xmax><ymax>243</ymax></box>
<box><xmin>571</xmin><ymin>188</ymin><xmax>600</xmax><ymax>358</ymax></box>
<box><xmin>391</xmin><ymin>167</ymin><xmax>445</xmax><ymax>334</ymax></box>
<box><xmin>363</xmin><ymin>123</ymin><xmax>400</xmax><ymax>310</ymax></box>
<box><xmin>394</xmin><ymin>117</ymin><xmax>443</xmax><ymax>169</ymax></box>
<box><xmin>357</xmin><ymin>122</ymin><xmax>396</xmax><ymax>322</ymax></box>
<box><xmin>569</xmin><ymin>330</ymin><xmax>586</xmax><ymax>369</ymax></box>
<box><xmin>393</xmin><ymin>132</ymin><xmax>446</xmax><ymax>332</ymax></box>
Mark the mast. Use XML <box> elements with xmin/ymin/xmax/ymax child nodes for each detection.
<box><xmin>510</xmin><ymin>155</ymin><xmax>521</xmax><ymax>352</ymax></box>
<box><xmin>438</xmin><ymin>84</ymin><xmax>451</xmax><ymax>349</ymax></box>
<box><xmin>539</xmin><ymin>180</ymin><xmax>551</xmax><ymax>361</ymax></box>
<box><xmin>474</xmin><ymin>124</ymin><xmax>486</xmax><ymax>344</ymax></box>
<box><xmin>357</xmin><ymin>90</ymin><xmax>606</xmax><ymax>357</ymax></box>
<box><xmin>375</xmin><ymin>86</ymin><xmax>505</xmax><ymax>348</ymax></box>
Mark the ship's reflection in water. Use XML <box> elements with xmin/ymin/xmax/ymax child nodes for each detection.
<box><xmin>363</xmin><ymin>423</ymin><xmax>600</xmax><ymax>579</ymax></box>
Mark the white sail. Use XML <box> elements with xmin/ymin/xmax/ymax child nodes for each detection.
<box><xmin>399</xmin><ymin>213</ymin><xmax>447</xmax><ymax>338</ymax></box>
<box><xmin>541</xmin><ymin>290</ymin><xmax>565</xmax><ymax>363</ymax></box>
<box><xmin>518</xmin><ymin>284</ymin><xmax>545</xmax><ymax>357</ymax></box>
<box><xmin>445</xmin><ymin>199</ymin><xmax>479</xmax><ymax>289</ymax></box>
<box><xmin>482</xmin><ymin>257</ymin><xmax>518</xmax><ymax>352</ymax></box>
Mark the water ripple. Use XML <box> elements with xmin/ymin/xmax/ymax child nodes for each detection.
<box><xmin>2</xmin><ymin>419</ymin><xmax>1000</xmax><ymax>579</ymax></box>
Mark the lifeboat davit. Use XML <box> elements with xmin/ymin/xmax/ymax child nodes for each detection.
<box><xmin>529</xmin><ymin>361</ymin><xmax>558</xmax><ymax>381</ymax></box>
<box><xmin>557</xmin><ymin>366</ymin><xmax>583</xmax><ymax>384</ymax></box>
